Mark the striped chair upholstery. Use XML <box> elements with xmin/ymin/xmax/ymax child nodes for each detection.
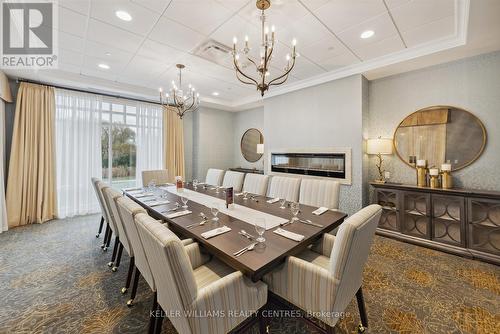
<box><xmin>263</xmin><ymin>204</ymin><xmax>382</xmax><ymax>328</ymax></box>
<box><xmin>222</xmin><ymin>171</ymin><xmax>245</xmax><ymax>192</ymax></box>
<box><xmin>205</xmin><ymin>168</ymin><xmax>225</xmax><ymax>186</ymax></box>
<box><xmin>136</xmin><ymin>213</ymin><xmax>267</xmax><ymax>334</ymax></box>
<box><xmin>242</xmin><ymin>174</ymin><xmax>269</xmax><ymax>196</ymax></box>
<box><xmin>142</xmin><ymin>169</ymin><xmax>169</xmax><ymax>186</ymax></box>
<box><xmin>267</xmin><ymin>176</ymin><xmax>301</xmax><ymax>202</ymax></box>
<box><xmin>299</xmin><ymin>179</ymin><xmax>340</xmax><ymax>210</ymax></box>
<box><xmin>95</xmin><ymin>180</ymin><xmax>118</xmax><ymax>236</ymax></box>
<box><xmin>103</xmin><ymin>188</ymin><xmax>133</xmax><ymax>257</ymax></box>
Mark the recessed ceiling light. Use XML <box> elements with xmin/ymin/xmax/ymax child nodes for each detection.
<box><xmin>212</xmin><ymin>92</ymin><xmax>219</xmax><ymax>96</ymax></box>
<box><xmin>105</xmin><ymin>52</ymin><xmax>111</xmax><ymax>56</ymax></box>
<box><xmin>98</xmin><ymin>63</ymin><xmax>110</xmax><ymax>70</ymax></box>
<box><xmin>115</xmin><ymin>10</ymin><xmax>132</xmax><ymax>21</ymax></box>
<box><xmin>360</xmin><ymin>30</ymin><xmax>375</xmax><ymax>39</ymax></box>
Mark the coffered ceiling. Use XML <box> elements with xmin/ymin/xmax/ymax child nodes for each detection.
<box><xmin>4</xmin><ymin>0</ymin><xmax>497</xmax><ymax>110</ymax></box>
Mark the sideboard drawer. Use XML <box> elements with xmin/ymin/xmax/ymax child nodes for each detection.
<box><xmin>468</xmin><ymin>198</ymin><xmax>500</xmax><ymax>256</ymax></box>
<box><xmin>431</xmin><ymin>194</ymin><xmax>466</xmax><ymax>247</ymax></box>
<box><xmin>374</xmin><ymin>188</ymin><xmax>400</xmax><ymax>232</ymax></box>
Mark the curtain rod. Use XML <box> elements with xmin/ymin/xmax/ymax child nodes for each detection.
<box><xmin>16</xmin><ymin>78</ymin><xmax>163</xmax><ymax>106</ymax></box>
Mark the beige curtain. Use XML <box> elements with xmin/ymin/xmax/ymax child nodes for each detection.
<box><xmin>6</xmin><ymin>82</ymin><xmax>57</xmax><ymax>227</ymax></box>
<box><xmin>163</xmin><ymin>106</ymin><xmax>185</xmax><ymax>182</ymax></box>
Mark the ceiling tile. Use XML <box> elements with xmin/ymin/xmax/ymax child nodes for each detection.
<box><xmin>59</xmin><ymin>6</ymin><xmax>88</xmax><ymax>37</ymax></box>
<box><xmin>320</xmin><ymin>52</ymin><xmax>360</xmax><ymax>71</ymax></box>
<box><xmin>85</xmin><ymin>40</ymin><xmax>135</xmax><ymax>65</ymax></box>
<box><xmin>131</xmin><ymin>0</ymin><xmax>172</xmax><ymax>13</ymax></box>
<box><xmin>353</xmin><ymin>34</ymin><xmax>404</xmax><ymax>60</ymax></box>
<box><xmin>238</xmin><ymin>0</ymin><xmax>309</xmax><ymax>28</ymax></box>
<box><xmin>90</xmin><ymin>0</ymin><xmax>160</xmax><ymax>36</ymax></box>
<box><xmin>274</xmin><ymin>13</ymin><xmax>332</xmax><ymax>48</ymax></box>
<box><xmin>164</xmin><ymin>0</ymin><xmax>234</xmax><ymax>35</ymax></box>
<box><xmin>59</xmin><ymin>48</ymin><xmax>83</xmax><ymax>66</ymax></box>
<box><xmin>86</xmin><ymin>19</ymin><xmax>144</xmax><ymax>52</ymax></box>
<box><xmin>337</xmin><ymin>12</ymin><xmax>399</xmax><ymax>52</ymax></box>
<box><xmin>57</xmin><ymin>62</ymin><xmax>82</xmax><ymax>74</ymax></box>
<box><xmin>210</xmin><ymin>14</ymin><xmax>260</xmax><ymax>49</ymax></box>
<box><xmin>59</xmin><ymin>0</ymin><xmax>90</xmax><ymax>15</ymax></box>
<box><xmin>83</xmin><ymin>54</ymin><xmax>128</xmax><ymax>74</ymax></box>
<box><xmin>59</xmin><ymin>31</ymin><xmax>85</xmax><ymax>53</ymax></box>
<box><xmin>290</xmin><ymin>56</ymin><xmax>326</xmax><ymax>79</ymax></box>
<box><xmin>299</xmin><ymin>35</ymin><xmax>352</xmax><ymax>63</ymax></box>
<box><xmin>137</xmin><ymin>39</ymin><xmax>185</xmax><ymax>65</ymax></box>
<box><xmin>384</xmin><ymin>0</ymin><xmax>411</xmax><ymax>9</ymax></box>
<box><xmin>390</xmin><ymin>0</ymin><xmax>454</xmax><ymax>32</ymax></box>
<box><xmin>149</xmin><ymin>17</ymin><xmax>206</xmax><ymax>52</ymax></box>
<box><xmin>313</xmin><ymin>0</ymin><xmax>387</xmax><ymax>33</ymax></box>
<box><xmin>214</xmin><ymin>0</ymin><xmax>249</xmax><ymax>12</ymax></box>
<box><xmin>122</xmin><ymin>56</ymin><xmax>169</xmax><ymax>82</ymax></box>
<box><xmin>81</xmin><ymin>67</ymin><xmax>118</xmax><ymax>81</ymax></box>
<box><xmin>402</xmin><ymin>15</ymin><xmax>455</xmax><ymax>47</ymax></box>
<box><xmin>299</xmin><ymin>0</ymin><xmax>332</xmax><ymax>12</ymax></box>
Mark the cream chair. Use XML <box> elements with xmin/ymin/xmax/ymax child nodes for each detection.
<box><xmin>91</xmin><ymin>178</ymin><xmax>115</xmax><ymax>251</ymax></box>
<box><xmin>91</xmin><ymin>178</ymin><xmax>106</xmax><ymax>239</ymax></box>
<box><xmin>263</xmin><ymin>204</ymin><xmax>382</xmax><ymax>333</ymax></box>
<box><xmin>242</xmin><ymin>174</ymin><xmax>269</xmax><ymax>196</ymax></box>
<box><xmin>222</xmin><ymin>170</ymin><xmax>245</xmax><ymax>192</ymax></box>
<box><xmin>142</xmin><ymin>169</ymin><xmax>169</xmax><ymax>186</ymax></box>
<box><xmin>299</xmin><ymin>179</ymin><xmax>340</xmax><ymax>209</ymax></box>
<box><xmin>205</xmin><ymin>168</ymin><xmax>225</xmax><ymax>186</ymax></box>
<box><xmin>135</xmin><ymin>213</ymin><xmax>268</xmax><ymax>334</ymax></box>
<box><xmin>267</xmin><ymin>176</ymin><xmax>301</xmax><ymax>202</ymax></box>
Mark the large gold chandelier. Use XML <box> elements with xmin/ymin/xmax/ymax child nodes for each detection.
<box><xmin>159</xmin><ymin>64</ymin><xmax>200</xmax><ymax>119</ymax></box>
<box><xmin>232</xmin><ymin>0</ymin><xmax>297</xmax><ymax>97</ymax></box>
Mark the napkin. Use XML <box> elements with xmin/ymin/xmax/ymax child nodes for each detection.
<box><xmin>273</xmin><ymin>228</ymin><xmax>305</xmax><ymax>242</ymax></box>
<box><xmin>165</xmin><ymin>210</ymin><xmax>192</xmax><ymax>219</ymax></box>
<box><xmin>134</xmin><ymin>193</ymin><xmax>154</xmax><ymax>198</ymax></box>
<box><xmin>123</xmin><ymin>187</ymin><xmax>142</xmax><ymax>192</ymax></box>
<box><xmin>266</xmin><ymin>198</ymin><xmax>280</xmax><ymax>204</ymax></box>
<box><xmin>312</xmin><ymin>207</ymin><xmax>329</xmax><ymax>216</ymax></box>
<box><xmin>235</xmin><ymin>192</ymin><xmax>244</xmax><ymax>196</ymax></box>
<box><xmin>201</xmin><ymin>226</ymin><xmax>232</xmax><ymax>239</ymax></box>
<box><xmin>148</xmin><ymin>200</ymin><xmax>170</xmax><ymax>207</ymax></box>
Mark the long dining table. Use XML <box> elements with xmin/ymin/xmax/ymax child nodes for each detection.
<box><xmin>125</xmin><ymin>183</ymin><xmax>347</xmax><ymax>282</ymax></box>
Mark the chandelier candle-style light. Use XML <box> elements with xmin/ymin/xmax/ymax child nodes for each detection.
<box><xmin>232</xmin><ymin>0</ymin><xmax>297</xmax><ymax>97</ymax></box>
<box><xmin>159</xmin><ymin>64</ymin><xmax>200</xmax><ymax>119</ymax></box>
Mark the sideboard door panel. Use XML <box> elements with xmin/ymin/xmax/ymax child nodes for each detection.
<box><xmin>468</xmin><ymin>198</ymin><xmax>500</xmax><ymax>256</ymax></box>
<box><xmin>375</xmin><ymin>189</ymin><xmax>400</xmax><ymax>232</ymax></box>
<box><xmin>431</xmin><ymin>195</ymin><xmax>465</xmax><ymax>247</ymax></box>
<box><xmin>402</xmin><ymin>192</ymin><xmax>431</xmax><ymax>239</ymax></box>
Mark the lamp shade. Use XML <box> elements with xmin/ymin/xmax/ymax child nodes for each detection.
<box><xmin>256</xmin><ymin>143</ymin><xmax>264</xmax><ymax>154</ymax></box>
<box><xmin>367</xmin><ymin>138</ymin><xmax>393</xmax><ymax>155</ymax></box>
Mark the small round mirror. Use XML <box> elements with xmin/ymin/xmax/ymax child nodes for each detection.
<box><xmin>394</xmin><ymin>106</ymin><xmax>487</xmax><ymax>170</ymax></box>
<box><xmin>241</xmin><ymin>128</ymin><xmax>264</xmax><ymax>162</ymax></box>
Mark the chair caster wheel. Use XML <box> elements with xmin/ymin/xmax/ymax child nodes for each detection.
<box><xmin>107</xmin><ymin>262</ymin><xmax>113</xmax><ymax>267</ymax></box>
<box><xmin>100</xmin><ymin>244</ymin><xmax>105</xmax><ymax>249</ymax></box>
<box><xmin>121</xmin><ymin>287</ymin><xmax>127</xmax><ymax>294</ymax></box>
<box><xmin>127</xmin><ymin>299</ymin><xmax>134</xmax><ymax>307</ymax></box>
<box><xmin>357</xmin><ymin>324</ymin><xmax>366</xmax><ymax>333</ymax></box>
<box><xmin>112</xmin><ymin>266</ymin><xmax>118</xmax><ymax>272</ymax></box>
<box><xmin>96</xmin><ymin>234</ymin><xmax>100</xmax><ymax>238</ymax></box>
<box><xmin>103</xmin><ymin>247</ymin><xmax>108</xmax><ymax>251</ymax></box>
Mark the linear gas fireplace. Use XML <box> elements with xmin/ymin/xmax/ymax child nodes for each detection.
<box><xmin>269</xmin><ymin>149</ymin><xmax>351</xmax><ymax>184</ymax></box>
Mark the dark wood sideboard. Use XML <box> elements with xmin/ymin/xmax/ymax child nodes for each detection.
<box><xmin>371</xmin><ymin>182</ymin><xmax>500</xmax><ymax>265</ymax></box>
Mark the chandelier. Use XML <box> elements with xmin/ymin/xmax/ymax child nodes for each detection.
<box><xmin>159</xmin><ymin>64</ymin><xmax>200</xmax><ymax>119</ymax></box>
<box><xmin>232</xmin><ymin>0</ymin><xmax>297</xmax><ymax>97</ymax></box>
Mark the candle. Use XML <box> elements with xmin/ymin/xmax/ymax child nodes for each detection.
<box><xmin>417</xmin><ymin>159</ymin><xmax>427</xmax><ymax>167</ymax></box>
<box><xmin>441</xmin><ymin>163</ymin><xmax>452</xmax><ymax>171</ymax></box>
<box><xmin>429</xmin><ymin>168</ymin><xmax>439</xmax><ymax>176</ymax></box>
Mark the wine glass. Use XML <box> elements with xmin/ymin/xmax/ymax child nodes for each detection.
<box><xmin>147</xmin><ymin>179</ymin><xmax>156</xmax><ymax>193</ymax></box>
<box><xmin>215</xmin><ymin>186</ymin><xmax>220</xmax><ymax>194</ymax></box>
<box><xmin>193</xmin><ymin>179</ymin><xmax>199</xmax><ymax>189</ymax></box>
<box><xmin>180</xmin><ymin>196</ymin><xmax>188</xmax><ymax>209</ymax></box>
<box><xmin>290</xmin><ymin>202</ymin><xmax>300</xmax><ymax>222</ymax></box>
<box><xmin>211</xmin><ymin>203</ymin><xmax>220</xmax><ymax>222</ymax></box>
<box><xmin>243</xmin><ymin>191</ymin><xmax>249</xmax><ymax>200</ymax></box>
<box><xmin>254</xmin><ymin>218</ymin><xmax>266</xmax><ymax>243</ymax></box>
<box><xmin>279</xmin><ymin>198</ymin><xmax>287</xmax><ymax>209</ymax></box>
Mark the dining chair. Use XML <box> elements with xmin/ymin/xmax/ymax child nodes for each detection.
<box><xmin>95</xmin><ymin>180</ymin><xmax>122</xmax><ymax>258</ymax></box>
<box><xmin>91</xmin><ymin>177</ymin><xmax>114</xmax><ymax>251</ymax></box>
<box><xmin>135</xmin><ymin>212</ymin><xmax>268</xmax><ymax>334</ymax></box>
<box><xmin>263</xmin><ymin>204</ymin><xmax>382</xmax><ymax>333</ymax></box>
<box><xmin>299</xmin><ymin>179</ymin><xmax>340</xmax><ymax>209</ymax></box>
<box><xmin>205</xmin><ymin>168</ymin><xmax>225</xmax><ymax>186</ymax></box>
<box><xmin>242</xmin><ymin>173</ymin><xmax>269</xmax><ymax>196</ymax></box>
<box><xmin>222</xmin><ymin>170</ymin><xmax>245</xmax><ymax>192</ymax></box>
<box><xmin>267</xmin><ymin>176</ymin><xmax>301</xmax><ymax>202</ymax></box>
<box><xmin>91</xmin><ymin>177</ymin><xmax>107</xmax><ymax>242</ymax></box>
<box><xmin>142</xmin><ymin>169</ymin><xmax>169</xmax><ymax>186</ymax></box>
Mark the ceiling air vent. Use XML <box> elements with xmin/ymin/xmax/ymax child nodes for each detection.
<box><xmin>193</xmin><ymin>39</ymin><xmax>233</xmax><ymax>69</ymax></box>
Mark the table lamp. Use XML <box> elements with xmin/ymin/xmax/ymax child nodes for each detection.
<box><xmin>367</xmin><ymin>137</ymin><xmax>393</xmax><ymax>183</ymax></box>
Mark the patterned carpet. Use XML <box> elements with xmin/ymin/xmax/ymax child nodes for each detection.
<box><xmin>0</xmin><ymin>214</ymin><xmax>498</xmax><ymax>334</ymax></box>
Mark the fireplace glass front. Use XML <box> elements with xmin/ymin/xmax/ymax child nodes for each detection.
<box><xmin>270</xmin><ymin>152</ymin><xmax>346</xmax><ymax>179</ymax></box>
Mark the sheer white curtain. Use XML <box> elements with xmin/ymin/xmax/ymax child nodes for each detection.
<box><xmin>55</xmin><ymin>89</ymin><xmax>102</xmax><ymax>218</ymax></box>
<box><xmin>136</xmin><ymin>102</ymin><xmax>163</xmax><ymax>186</ymax></box>
<box><xmin>0</xmin><ymin>100</ymin><xmax>7</xmax><ymax>232</ymax></box>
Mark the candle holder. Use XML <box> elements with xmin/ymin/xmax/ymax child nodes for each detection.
<box><xmin>429</xmin><ymin>168</ymin><xmax>440</xmax><ymax>188</ymax></box>
<box><xmin>441</xmin><ymin>163</ymin><xmax>453</xmax><ymax>189</ymax></box>
<box><xmin>416</xmin><ymin>160</ymin><xmax>428</xmax><ymax>187</ymax></box>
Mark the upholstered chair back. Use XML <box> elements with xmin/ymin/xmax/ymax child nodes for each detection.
<box><xmin>242</xmin><ymin>174</ymin><xmax>269</xmax><ymax>196</ymax></box>
<box><xmin>267</xmin><ymin>176</ymin><xmax>301</xmax><ymax>202</ymax></box>
<box><xmin>91</xmin><ymin>177</ymin><xmax>108</xmax><ymax>220</ymax></box>
<box><xmin>142</xmin><ymin>169</ymin><xmax>169</xmax><ymax>186</ymax></box>
<box><xmin>330</xmin><ymin>204</ymin><xmax>382</xmax><ymax>312</ymax></box>
<box><xmin>299</xmin><ymin>179</ymin><xmax>340</xmax><ymax>209</ymax></box>
<box><xmin>135</xmin><ymin>213</ymin><xmax>195</xmax><ymax>334</ymax></box>
<box><xmin>103</xmin><ymin>187</ymin><xmax>133</xmax><ymax>257</ymax></box>
<box><xmin>95</xmin><ymin>180</ymin><xmax>117</xmax><ymax>233</ymax></box>
<box><xmin>222</xmin><ymin>171</ymin><xmax>245</xmax><ymax>192</ymax></box>
<box><xmin>205</xmin><ymin>168</ymin><xmax>225</xmax><ymax>186</ymax></box>
<box><xmin>116</xmin><ymin>197</ymin><xmax>155</xmax><ymax>291</ymax></box>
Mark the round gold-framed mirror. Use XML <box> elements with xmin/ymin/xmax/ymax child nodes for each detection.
<box><xmin>393</xmin><ymin>106</ymin><xmax>487</xmax><ymax>171</ymax></box>
<box><xmin>240</xmin><ymin>128</ymin><xmax>264</xmax><ymax>162</ymax></box>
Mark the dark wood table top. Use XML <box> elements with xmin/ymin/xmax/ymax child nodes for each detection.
<box><xmin>127</xmin><ymin>184</ymin><xmax>347</xmax><ymax>281</ymax></box>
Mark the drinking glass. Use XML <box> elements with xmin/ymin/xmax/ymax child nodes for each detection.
<box><xmin>211</xmin><ymin>203</ymin><xmax>220</xmax><ymax>222</ymax></box>
<box><xmin>290</xmin><ymin>202</ymin><xmax>300</xmax><ymax>222</ymax></box>
<box><xmin>181</xmin><ymin>196</ymin><xmax>188</xmax><ymax>209</ymax></box>
<box><xmin>243</xmin><ymin>191</ymin><xmax>249</xmax><ymax>200</ymax></box>
<box><xmin>193</xmin><ymin>179</ymin><xmax>199</xmax><ymax>189</ymax></box>
<box><xmin>254</xmin><ymin>218</ymin><xmax>266</xmax><ymax>243</ymax></box>
<box><xmin>215</xmin><ymin>186</ymin><xmax>220</xmax><ymax>194</ymax></box>
<box><xmin>279</xmin><ymin>198</ymin><xmax>287</xmax><ymax>209</ymax></box>
<box><xmin>147</xmin><ymin>179</ymin><xmax>156</xmax><ymax>193</ymax></box>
